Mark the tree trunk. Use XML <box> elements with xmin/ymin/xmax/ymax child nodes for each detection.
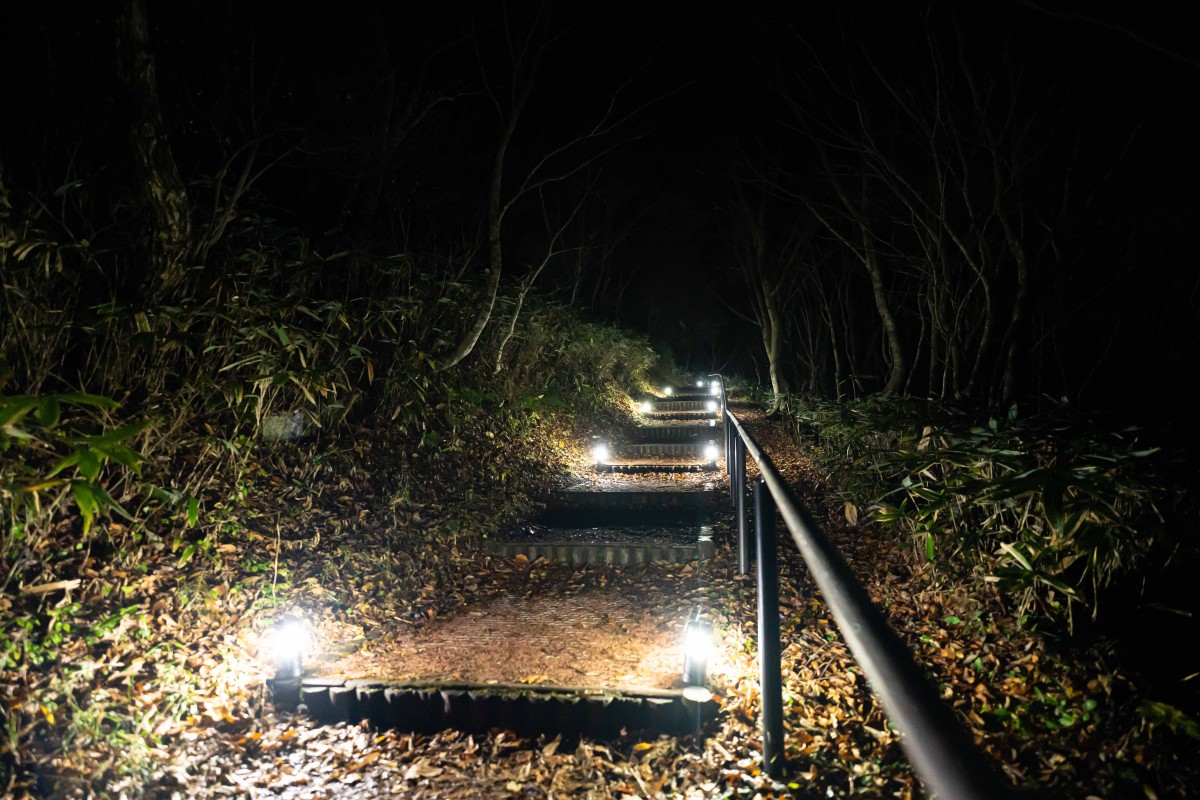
<box><xmin>116</xmin><ymin>0</ymin><xmax>191</xmax><ymax>302</ymax></box>
<box><xmin>762</xmin><ymin>287</ymin><xmax>788</xmax><ymax>412</ymax></box>
<box><xmin>860</xmin><ymin>242</ymin><xmax>906</xmax><ymax>393</ymax></box>
<box><xmin>439</xmin><ymin>113</ymin><xmax>517</xmax><ymax>371</ymax></box>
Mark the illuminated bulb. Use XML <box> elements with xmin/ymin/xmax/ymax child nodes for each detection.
<box><xmin>703</xmin><ymin>442</ymin><xmax>719</xmax><ymax>462</ymax></box>
<box><xmin>640</xmin><ymin>402</ymin><xmax>653</xmax><ymax>414</ymax></box>
<box><xmin>663</xmin><ymin>386</ymin><xmax>673</xmax><ymax>396</ymax></box>
<box><xmin>709</xmin><ymin>381</ymin><xmax>720</xmax><ymax>396</ymax></box>
<box><xmin>272</xmin><ymin>615</ymin><xmax>308</xmax><ymax>681</ymax></box>
<box><xmin>706</xmin><ymin>400</ymin><xmax>717</xmax><ymax>412</ymax></box>
<box><xmin>682</xmin><ymin>617</ymin><xmax>713</xmax><ymax>686</ymax></box>
<box><xmin>591</xmin><ymin>443</ymin><xmax>610</xmax><ymax>464</ymax></box>
<box><xmin>696</xmin><ymin>380</ymin><xmax>704</xmax><ymax>388</ymax></box>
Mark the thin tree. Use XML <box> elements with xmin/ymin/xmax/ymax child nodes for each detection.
<box><xmin>439</xmin><ymin>6</ymin><xmax>661</xmax><ymax>370</ymax></box>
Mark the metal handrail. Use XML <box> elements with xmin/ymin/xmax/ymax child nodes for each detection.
<box><xmin>714</xmin><ymin>376</ymin><xmax>1009</xmax><ymax>799</ymax></box>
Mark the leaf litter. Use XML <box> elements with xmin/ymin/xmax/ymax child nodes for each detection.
<box><xmin>2</xmin><ymin>404</ymin><xmax>1198</xmax><ymax>798</ymax></box>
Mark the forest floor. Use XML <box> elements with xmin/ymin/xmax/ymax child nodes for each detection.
<box><xmin>7</xmin><ymin>403</ymin><xmax>1199</xmax><ymax>799</ymax></box>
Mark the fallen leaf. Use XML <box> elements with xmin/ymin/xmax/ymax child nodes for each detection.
<box><xmin>403</xmin><ymin>760</ymin><xmax>443</xmax><ymax>780</ymax></box>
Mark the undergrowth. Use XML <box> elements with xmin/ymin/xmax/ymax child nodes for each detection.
<box><xmin>781</xmin><ymin>395</ymin><xmax>1186</xmax><ymax>630</ymax></box>
<box><xmin>0</xmin><ymin>183</ymin><xmax>656</xmax><ymax>792</ymax></box>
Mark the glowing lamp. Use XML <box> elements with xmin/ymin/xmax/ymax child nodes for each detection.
<box><xmin>703</xmin><ymin>442</ymin><xmax>719</xmax><ymax>463</ymax></box>
<box><xmin>640</xmin><ymin>402</ymin><xmax>653</xmax><ymax>414</ymax></box>
<box><xmin>696</xmin><ymin>380</ymin><xmax>705</xmax><ymax>388</ymax></box>
<box><xmin>592</xmin><ymin>443</ymin><xmax>610</xmax><ymax>465</ymax></box>
<box><xmin>682</xmin><ymin>614</ymin><xmax>712</xmax><ymax>686</ymax></box>
<box><xmin>272</xmin><ymin>616</ymin><xmax>308</xmax><ymax>681</ymax></box>
<box><xmin>663</xmin><ymin>386</ymin><xmax>673</xmax><ymax>396</ymax></box>
<box><xmin>706</xmin><ymin>400</ymin><xmax>718</xmax><ymax>412</ymax></box>
<box><xmin>709</xmin><ymin>381</ymin><xmax>720</xmax><ymax>396</ymax></box>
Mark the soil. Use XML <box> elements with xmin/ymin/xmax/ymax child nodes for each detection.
<box><xmin>317</xmin><ymin>587</ymin><xmax>690</xmax><ymax>692</ymax></box>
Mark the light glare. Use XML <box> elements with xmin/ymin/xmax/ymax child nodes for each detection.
<box><xmin>640</xmin><ymin>402</ymin><xmax>653</xmax><ymax>414</ymax></box>
<box><xmin>663</xmin><ymin>386</ymin><xmax>673</xmax><ymax>396</ymax></box>
<box><xmin>592</xmin><ymin>443</ymin><xmax>610</xmax><ymax>464</ymax></box>
<box><xmin>272</xmin><ymin>615</ymin><xmax>308</xmax><ymax>680</ymax></box>
<box><xmin>704</xmin><ymin>442</ymin><xmax>719</xmax><ymax>462</ymax></box>
<box><xmin>684</xmin><ymin>623</ymin><xmax>711</xmax><ymax>662</ymax></box>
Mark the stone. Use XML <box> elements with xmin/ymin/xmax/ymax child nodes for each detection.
<box><xmin>262</xmin><ymin>411</ymin><xmax>307</xmax><ymax>442</ymax></box>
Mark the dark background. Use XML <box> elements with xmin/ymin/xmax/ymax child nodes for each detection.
<box><xmin>3</xmin><ymin>1</ymin><xmax>1198</xmax><ymax>428</ymax></box>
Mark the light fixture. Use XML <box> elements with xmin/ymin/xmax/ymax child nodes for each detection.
<box><xmin>709</xmin><ymin>381</ymin><xmax>720</xmax><ymax>396</ymax></box>
<box><xmin>682</xmin><ymin>611</ymin><xmax>712</xmax><ymax>686</ymax></box>
<box><xmin>703</xmin><ymin>442</ymin><xmax>719</xmax><ymax>462</ymax></box>
<box><xmin>706</xmin><ymin>400</ymin><xmax>718</xmax><ymax>412</ymax></box>
<box><xmin>663</xmin><ymin>386</ymin><xmax>673</xmax><ymax>396</ymax></box>
<box><xmin>272</xmin><ymin>615</ymin><xmax>308</xmax><ymax>681</ymax></box>
<box><xmin>591</xmin><ymin>443</ymin><xmax>610</xmax><ymax>465</ymax></box>
<box><xmin>696</xmin><ymin>380</ymin><xmax>704</xmax><ymax>388</ymax></box>
<box><xmin>640</xmin><ymin>401</ymin><xmax>653</xmax><ymax>414</ymax></box>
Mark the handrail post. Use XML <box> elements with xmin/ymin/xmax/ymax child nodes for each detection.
<box><xmin>735</xmin><ymin>437</ymin><xmax>749</xmax><ymax>574</ymax></box>
<box><xmin>755</xmin><ymin>478</ymin><xmax>785</xmax><ymax>778</ymax></box>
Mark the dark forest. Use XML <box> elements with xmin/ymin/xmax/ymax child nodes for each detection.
<box><xmin>2</xmin><ymin>2</ymin><xmax>1198</xmax><ymax>797</ymax></box>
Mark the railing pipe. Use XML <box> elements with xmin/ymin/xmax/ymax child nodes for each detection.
<box><xmin>735</xmin><ymin>437</ymin><xmax>749</xmax><ymax>574</ymax></box>
<box><xmin>754</xmin><ymin>478</ymin><xmax>785</xmax><ymax>778</ymax></box>
<box><xmin>724</xmin><ymin>408</ymin><xmax>1009</xmax><ymax>800</ymax></box>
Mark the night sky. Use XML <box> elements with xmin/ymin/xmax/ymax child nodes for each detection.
<box><xmin>3</xmin><ymin>1</ymin><xmax>1198</xmax><ymax>424</ymax></box>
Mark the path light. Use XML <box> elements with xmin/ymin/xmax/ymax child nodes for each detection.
<box><xmin>591</xmin><ymin>442</ymin><xmax>610</xmax><ymax>465</ymax></box>
<box><xmin>663</xmin><ymin>386</ymin><xmax>673</xmax><ymax>396</ymax></box>
<box><xmin>709</xmin><ymin>381</ymin><xmax>720</xmax><ymax>396</ymax></box>
<box><xmin>640</xmin><ymin>401</ymin><xmax>653</xmax><ymax>414</ymax></box>
<box><xmin>682</xmin><ymin>611</ymin><xmax>712</xmax><ymax>686</ymax></box>
<box><xmin>703</xmin><ymin>442</ymin><xmax>719</xmax><ymax>463</ymax></box>
<box><xmin>272</xmin><ymin>615</ymin><xmax>308</xmax><ymax>681</ymax></box>
<box><xmin>696</xmin><ymin>380</ymin><xmax>705</xmax><ymax>388</ymax></box>
<box><xmin>705</xmin><ymin>400</ymin><xmax>718</xmax><ymax>412</ymax></box>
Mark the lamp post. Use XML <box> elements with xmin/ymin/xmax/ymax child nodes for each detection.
<box><xmin>268</xmin><ymin>615</ymin><xmax>308</xmax><ymax>708</ymax></box>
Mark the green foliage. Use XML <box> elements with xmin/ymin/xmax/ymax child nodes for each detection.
<box><xmin>787</xmin><ymin>396</ymin><xmax>1174</xmax><ymax>626</ymax></box>
<box><xmin>1</xmin><ymin>390</ymin><xmax>143</xmax><ymax>545</ymax></box>
<box><xmin>1</xmin><ymin>186</ymin><xmax>663</xmax><ymax>787</ymax></box>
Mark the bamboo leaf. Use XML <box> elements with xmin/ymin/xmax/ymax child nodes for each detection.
<box><xmin>72</xmin><ymin>482</ymin><xmax>98</xmax><ymax>535</ymax></box>
<box><xmin>56</xmin><ymin>393</ymin><xmax>120</xmax><ymax>410</ymax></box>
<box><xmin>77</xmin><ymin>449</ymin><xmax>102</xmax><ymax>482</ymax></box>
<box><xmin>87</xmin><ymin>420</ymin><xmax>150</xmax><ymax>446</ymax></box>
<box><xmin>999</xmin><ymin>541</ymin><xmax>1034</xmax><ymax>572</ymax></box>
<box><xmin>37</xmin><ymin>397</ymin><xmax>61</xmax><ymax>428</ymax></box>
<box><xmin>0</xmin><ymin>396</ymin><xmax>39</xmax><ymax>428</ymax></box>
<box><xmin>47</xmin><ymin>452</ymin><xmax>81</xmax><ymax>478</ymax></box>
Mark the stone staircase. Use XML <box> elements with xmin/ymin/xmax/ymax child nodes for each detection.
<box><xmin>486</xmin><ymin>381</ymin><xmax>724</xmax><ymax>565</ymax></box>
<box><xmin>278</xmin><ymin>380</ymin><xmax>726</xmax><ymax>739</ymax></box>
